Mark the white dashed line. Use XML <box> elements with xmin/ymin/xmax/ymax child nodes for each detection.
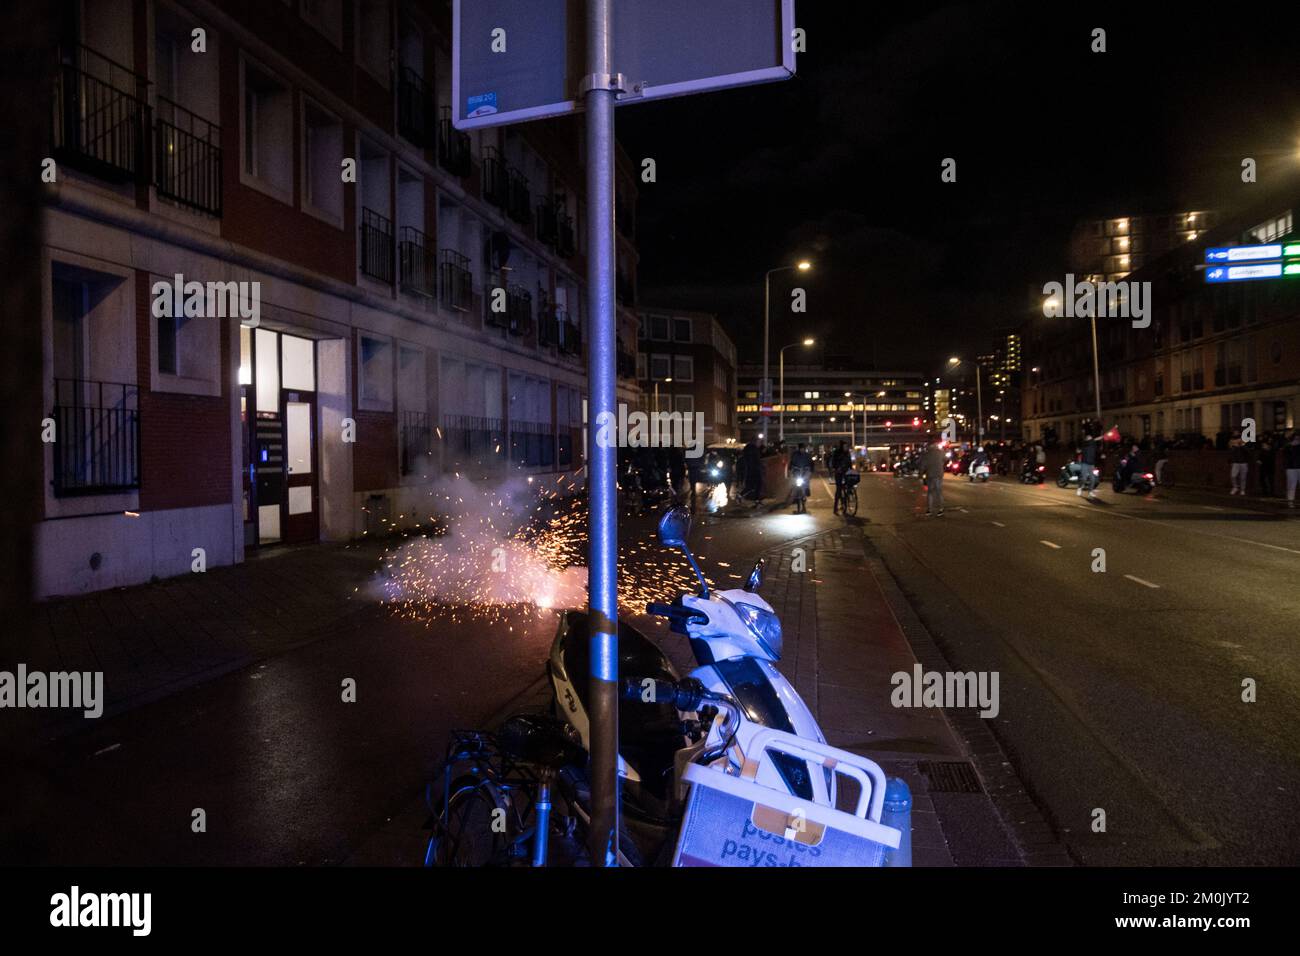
<box><xmin>1040</xmin><ymin>540</ymin><xmax>1061</xmax><ymax>549</ymax></box>
<box><xmin>990</xmin><ymin>520</ymin><xmax>1006</xmax><ymax>527</ymax></box>
<box><xmin>1124</xmin><ymin>574</ymin><xmax>1161</xmax><ymax>589</ymax></box>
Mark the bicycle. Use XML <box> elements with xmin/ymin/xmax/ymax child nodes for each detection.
<box><xmin>835</xmin><ymin>471</ymin><xmax>860</xmax><ymax>517</ymax></box>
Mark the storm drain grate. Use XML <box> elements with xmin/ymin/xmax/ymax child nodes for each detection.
<box><xmin>917</xmin><ymin>760</ymin><xmax>984</xmax><ymax>793</ymax></box>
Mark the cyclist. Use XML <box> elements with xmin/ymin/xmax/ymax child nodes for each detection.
<box><xmin>830</xmin><ymin>440</ymin><xmax>851</xmax><ymax>514</ymax></box>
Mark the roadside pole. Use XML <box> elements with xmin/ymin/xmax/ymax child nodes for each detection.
<box><xmin>582</xmin><ymin>0</ymin><xmax>621</xmax><ymax>868</ymax></box>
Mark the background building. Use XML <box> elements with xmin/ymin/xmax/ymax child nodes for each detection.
<box><xmin>37</xmin><ymin>0</ymin><xmax>640</xmax><ymax>597</ymax></box>
<box><xmin>636</xmin><ymin>307</ymin><xmax>738</xmax><ymax>445</ymax></box>
<box><xmin>1068</xmin><ymin>209</ymin><xmax>1218</xmax><ymax>282</ymax></box>
<box><xmin>736</xmin><ymin>362</ymin><xmax>928</xmax><ymax>454</ymax></box>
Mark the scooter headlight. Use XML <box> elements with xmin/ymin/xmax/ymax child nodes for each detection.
<box><xmin>710</xmin><ymin>467</ymin><xmax>720</xmax><ymax>477</ymax></box>
<box><xmin>795</xmin><ymin>475</ymin><xmax>806</xmax><ymax>486</ymax></box>
<box><xmin>734</xmin><ymin>602</ymin><xmax>783</xmax><ymax>660</ymax></box>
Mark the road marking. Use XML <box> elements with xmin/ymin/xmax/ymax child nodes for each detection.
<box><xmin>990</xmin><ymin>520</ymin><xmax>1006</xmax><ymax>527</ymax></box>
<box><xmin>93</xmin><ymin>743</ymin><xmax>121</xmax><ymax>757</ymax></box>
<box><xmin>1202</xmin><ymin>505</ymin><xmax>1226</xmax><ymax>512</ymax></box>
<box><xmin>1040</xmin><ymin>540</ymin><xmax>1061</xmax><ymax>549</ymax></box>
<box><xmin>958</xmin><ymin>507</ymin><xmax>969</xmax><ymax>513</ymax></box>
<box><xmin>1124</xmin><ymin>574</ymin><xmax>1161</xmax><ymax>589</ymax></box>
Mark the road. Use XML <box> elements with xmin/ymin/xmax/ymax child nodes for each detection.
<box><xmin>851</xmin><ymin>468</ymin><xmax>1300</xmax><ymax>865</ymax></box>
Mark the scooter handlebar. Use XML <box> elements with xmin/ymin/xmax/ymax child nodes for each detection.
<box><xmin>620</xmin><ymin>676</ymin><xmax>707</xmax><ymax>712</ymax></box>
<box><xmin>646</xmin><ymin>602</ymin><xmax>708</xmax><ymax>626</ymax></box>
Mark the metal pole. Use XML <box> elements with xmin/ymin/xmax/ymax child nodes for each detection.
<box><xmin>583</xmin><ymin>0</ymin><xmax>620</xmax><ymax>868</ymax></box>
<box><xmin>1090</xmin><ymin>315</ymin><xmax>1102</xmax><ymax>429</ymax></box>
<box><xmin>762</xmin><ymin>270</ymin><xmax>771</xmax><ymax>432</ymax></box>
<box><xmin>975</xmin><ymin>366</ymin><xmax>983</xmax><ymax>444</ymax></box>
<box><xmin>778</xmin><ymin>348</ymin><xmax>784</xmax><ymax>444</ymax></box>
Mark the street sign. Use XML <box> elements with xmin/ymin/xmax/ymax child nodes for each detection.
<box><xmin>452</xmin><ymin>0</ymin><xmax>796</xmax><ymax>130</ymax></box>
<box><xmin>1204</xmin><ymin>243</ymin><xmax>1283</xmax><ymax>263</ymax></box>
<box><xmin>1205</xmin><ymin>262</ymin><xmax>1285</xmax><ymax>282</ymax></box>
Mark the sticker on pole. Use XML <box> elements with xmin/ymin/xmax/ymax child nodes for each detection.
<box><xmin>452</xmin><ymin>0</ymin><xmax>797</xmax><ymax>131</ymax></box>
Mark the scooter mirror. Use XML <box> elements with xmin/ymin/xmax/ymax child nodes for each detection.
<box><xmin>745</xmin><ymin>559</ymin><xmax>764</xmax><ymax>593</ymax></box>
<box><xmin>656</xmin><ymin>506</ymin><xmax>692</xmax><ymax>548</ymax></box>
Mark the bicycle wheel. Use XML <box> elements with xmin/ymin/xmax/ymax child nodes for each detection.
<box><xmin>844</xmin><ymin>486</ymin><xmax>858</xmax><ymax>516</ymax></box>
<box><xmin>428</xmin><ymin>775</ymin><xmax>514</xmax><ymax>867</ymax></box>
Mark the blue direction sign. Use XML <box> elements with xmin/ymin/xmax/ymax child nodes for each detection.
<box><xmin>1205</xmin><ymin>262</ymin><xmax>1285</xmax><ymax>283</ymax></box>
<box><xmin>1204</xmin><ymin>243</ymin><xmax>1283</xmax><ymax>263</ymax></box>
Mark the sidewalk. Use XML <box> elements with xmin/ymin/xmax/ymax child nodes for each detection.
<box><xmin>1</xmin><ymin>541</ymin><xmax>387</xmax><ymax>749</ymax></box>
<box><xmin>758</xmin><ymin>523</ymin><xmax>1071</xmax><ymax>866</ymax></box>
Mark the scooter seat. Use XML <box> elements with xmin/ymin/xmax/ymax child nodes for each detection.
<box><xmin>553</xmin><ymin>610</ymin><xmax>684</xmax><ymax>802</ymax></box>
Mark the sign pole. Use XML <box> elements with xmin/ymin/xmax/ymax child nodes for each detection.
<box><xmin>583</xmin><ymin>0</ymin><xmax>622</xmax><ymax>868</ymax></box>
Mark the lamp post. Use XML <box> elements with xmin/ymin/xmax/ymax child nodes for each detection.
<box><xmin>948</xmin><ymin>357</ymin><xmax>983</xmax><ymax>444</ymax></box>
<box><xmin>652</xmin><ymin>376</ymin><xmax>672</xmax><ymax>414</ymax></box>
<box><xmin>1045</xmin><ymin>296</ymin><xmax>1102</xmax><ymax>430</ymax></box>
<box><xmin>762</xmin><ymin>260</ymin><xmax>811</xmax><ymax>426</ymax></box>
<box><xmin>778</xmin><ymin>337</ymin><xmax>814</xmax><ymax>444</ymax></box>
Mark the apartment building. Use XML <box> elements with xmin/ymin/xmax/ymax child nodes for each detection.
<box><xmin>636</xmin><ymin>307</ymin><xmax>739</xmax><ymax>444</ymax></box>
<box><xmin>1023</xmin><ymin>195</ymin><xmax>1300</xmax><ymax>447</ymax></box>
<box><xmin>38</xmin><ymin>0</ymin><xmax>641</xmax><ymax>598</ymax></box>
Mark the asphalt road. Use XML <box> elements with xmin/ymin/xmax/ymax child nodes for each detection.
<box><xmin>852</xmin><ymin>469</ymin><xmax>1300</xmax><ymax>865</ymax></box>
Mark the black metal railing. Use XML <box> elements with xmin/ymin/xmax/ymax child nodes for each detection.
<box><xmin>154</xmin><ymin>96</ymin><xmax>222</xmax><ymax>216</ymax></box>
<box><xmin>510</xmin><ymin>420</ymin><xmax>555</xmax><ymax>468</ymax></box>
<box><xmin>506</xmin><ymin>284</ymin><xmax>532</xmax><ymax>336</ymax></box>
<box><xmin>441</xmin><ymin>414</ymin><xmax>505</xmax><ymax>464</ymax></box>
<box><xmin>556</xmin><ymin>207</ymin><xmax>576</xmax><ymax>258</ymax></box>
<box><xmin>438</xmin><ymin>106</ymin><xmax>472</xmax><ymax>177</ymax></box>
<box><xmin>557</xmin><ymin>311</ymin><xmax>581</xmax><ymax>357</ymax></box>
<box><xmin>52</xmin><ymin>45</ymin><xmax>151</xmax><ymax>183</ymax></box>
<box><xmin>507</xmin><ymin>168</ymin><xmax>532</xmax><ymax>225</ymax></box>
<box><xmin>538</xmin><ymin>304</ymin><xmax>560</xmax><ymax>347</ymax></box>
<box><xmin>535</xmin><ymin>198</ymin><xmax>558</xmax><ymax>245</ymax></box>
<box><xmin>399</xmin><ymin>410</ymin><xmax>432</xmax><ymax>476</ymax></box>
<box><xmin>399</xmin><ymin>226</ymin><xmax>436</xmax><ymax>298</ymax></box>
<box><xmin>361</xmin><ymin>207</ymin><xmax>395</xmax><ymax>283</ymax></box>
<box><xmin>51</xmin><ymin>378</ymin><xmax>140</xmax><ymax>496</ymax></box>
<box><xmin>440</xmin><ymin>249</ymin><xmax>473</xmax><ymax>312</ymax></box>
<box><xmin>481</xmin><ymin>146</ymin><xmax>509</xmax><ymax>208</ymax></box>
<box><xmin>398</xmin><ymin>66</ymin><xmax>432</xmax><ymax>147</ymax></box>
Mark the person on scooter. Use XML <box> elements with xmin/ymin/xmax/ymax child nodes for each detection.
<box><xmin>789</xmin><ymin>443</ymin><xmax>813</xmax><ymax>512</ymax></box>
<box><xmin>969</xmin><ymin>445</ymin><xmax>989</xmax><ymax>480</ymax></box>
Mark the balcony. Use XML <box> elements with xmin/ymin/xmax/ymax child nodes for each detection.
<box><xmin>510</xmin><ymin>420</ymin><xmax>555</xmax><ymax>468</ymax></box>
<box><xmin>438</xmin><ymin>107</ymin><xmax>472</xmax><ymax>177</ymax></box>
<box><xmin>398</xmin><ymin>66</ymin><xmax>433</xmax><ymax>148</ymax></box>
<box><xmin>481</xmin><ymin>147</ymin><xmax>509</xmax><ymax>209</ymax></box>
<box><xmin>537</xmin><ymin>303</ymin><xmax>559</xmax><ymax>347</ymax></box>
<box><xmin>360</xmin><ymin>207</ymin><xmax>395</xmax><ymax>283</ymax></box>
<box><xmin>535</xmin><ymin>198</ymin><xmax>558</xmax><ymax>245</ymax></box>
<box><xmin>507</xmin><ymin>169</ymin><xmax>532</xmax><ymax>226</ymax></box>
<box><xmin>50</xmin><ymin>379</ymin><xmax>140</xmax><ymax>496</ymax></box>
<box><xmin>399</xmin><ymin>410</ymin><xmax>432</xmax><ymax>476</ymax></box>
<box><xmin>154</xmin><ymin>97</ymin><xmax>222</xmax><ymax>216</ymax></box>
<box><xmin>52</xmin><ymin>45</ymin><xmax>151</xmax><ymax>184</ymax></box>
<box><xmin>557</xmin><ymin>311</ymin><xmax>581</xmax><ymax>357</ymax></box>
<box><xmin>440</xmin><ymin>249</ymin><xmax>473</xmax><ymax>312</ymax></box>
<box><xmin>398</xmin><ymin>226</ymin><xmax>436</xmax><ymax>298</ymax></box>
<box><xmin>441</xmin><ymin>414</ymin><xmax>505</xmax><ymax>466</ymax></box>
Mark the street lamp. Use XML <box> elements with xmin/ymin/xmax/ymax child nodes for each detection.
<box><xmin>948</xmin><ymin>357</ymin><xmax>984</xmax><ymax>444</ymax></box>
<box><xmin>1044</xmin><ymin>294</ymin><xmax>1101</xmax><ymax>431</ymax></box>
<box><xmin>778</xmin><ymin>337</ymin><xmax>814</xmax><ymax>444</ymax></box>
<box><xmin>652</xmin><ymin>376</ymin><xmax>672</xmax><ymax>414</ymax></box>
<box><xmin>762</xmin><ymin>260</ymin><xmax>813</xmax><ymax>425</ymax></box>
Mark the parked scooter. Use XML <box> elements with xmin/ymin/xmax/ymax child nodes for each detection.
<box><xmin>426</xmin><ymin>507</ymin><xmax>901</xmax><ymax>867</ymax></box>
<box><xmin>969</xmin><ymin>462</ymin><xmax>991</xmax><ymax>482</ymax></box>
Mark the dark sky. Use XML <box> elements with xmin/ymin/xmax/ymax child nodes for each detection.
<box><xmin>617</xmin><ymin>0</ymin><xmax>1300</xmax><ymax>373</ymax></box>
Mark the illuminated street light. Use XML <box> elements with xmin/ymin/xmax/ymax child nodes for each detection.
<box><xmin>778</xmin><ymin>336</ymin><xmax>815</xmax><ymax>443</ymax></box>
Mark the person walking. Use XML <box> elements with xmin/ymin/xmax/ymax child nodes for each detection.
<box><xmin>923</xmin><ymin>437</ymin><xmax>946</xmax><ymax>516</ymax></box>
<box><xmin>1284</xmin><ymin>432</ymin><xmax>1300</xmax><ymax>510</ymax></box>
<box><xmin>1228</xmin><ymin>431</ymin><xmax>1249</xmax><ymax>495</ymax></box>
<box><xmin>1078</xmin><ymin>431</ymin><xmax>1100</xmax><ymax>499</ymax></box>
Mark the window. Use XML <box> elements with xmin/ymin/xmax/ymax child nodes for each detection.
<box><xmin>673</xmin><ymin>394</ymin><xmax>694</xmax><ymax>414</ymax></box>
<box><xmin>673</xmin><ymin>355</ymin><xmax>694</xmax><ymax>382</ymax></box>
<box><xmin>302</xmin><ymin>99</ymin><xmax>343</xmax><ymax>223</ymax></box>
<box><xmin>357</xmin><ymin>0</ymin><xmax>391</xmax><ymax>83</ymax></box>
<box><xmin>241</xmin><ymin>58</ymin><xmax>293</xmax><ymax>201</ymax></box>
<box><xmin>359</xmin><ymin>334</ymin><xmax>393</xmax><ymax>408</ymax></box>
<box><xmin>649</xmin><ymin>314</ymin><xmax>669</xmax><ymax>341</ymax></box>
<box><xmin>649</xmin><ymin>354</ymin><xmax>670</xmax><ymax>381</ymax></box>
<box><xmin>636</xmin><ymin>352</ymin><xmax>646</xmax><ymax>380</ymax></box>
<box><xmin>673</xmin><ymin>317</ymin><xmax>692</xmax><ymax>342</ymax></box>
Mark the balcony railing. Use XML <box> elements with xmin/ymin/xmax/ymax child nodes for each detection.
<box><xmin>398</xmin><ymin>66</ymin><xmax>433</xmax><ymax>148</ymax></box>
<box><xmin>557</xmin><ymin>311</ymin><xmax>581</xmax><ymax>357</ymax></box>
<box><xmin>510</xmin><ymin>420</ymin><xmax>555</xmax><ymax>468</ymax></box>
<box><xmin>52</xmin><ymin>45</ymin><xmax>151</xmax><ymax>183</ymax></box>
<box><xmin>507</xmin><ymin>169</ymin><xmax>532</xmax><ymax>225</ymax></box>
<box><xmin>481</xmin><ymin>146</ymin><xmax>509</xmax><ymax>209</ymax></box>
<box><xmin>438</xmin><ymin>107</ymin><xmax>472</xmax><ymax>177</ymax></box>
<box><xmin>535</xmin><ymin>198</ymin><xmax>559</xmax><ymax>246</ymax></box>
<box><xmin>507</xmin><ymin>284</ymin><xmax>532</xmax><ymax>337</ymax></box>
<box><xmin>399</xmin><ymin>410</ymin><xmax>432</xmax><ymax>476</ymax></box>
<box><xmin>441</xmin><ymin>414</ymin><xmax>505</xmax><ymax>465</ymax></box>
<box><xmin>538</xmin><ymin>304</ymin><xmax>560</xmax><ymax>347</ymax></box>
<box><xmin>556</xmin><ymin>207</ymin><xmax>577</xmax><ymax>258</ymax></box>
<box><xmin>399</xmin><ymin>226</ymin><xmax>436</xmax><ymax>298</ymax></box>
<box><xmin>51</xmin><ymin>378</ymin><xmax>140</xmax><ymax>496</ymax></box>
<box><xmin>440</xmin><ymin>249</ymin><xmax>473</xmax><ymax>312</ymax></box>
<box><xmin>155</xmin><ymin>96</ymin><xmax>222</xmax><ymax>216</ymax></box>
<box><xmin>360</xmin><ymin>207</ymin><xmax>395</xmax><ymax>283</ymax></box>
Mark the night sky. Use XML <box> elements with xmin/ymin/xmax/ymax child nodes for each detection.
<box><xmin>617</xmin><ymin>1</ymin><xmax>1300</xmax><ymax>373</ymax></box>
